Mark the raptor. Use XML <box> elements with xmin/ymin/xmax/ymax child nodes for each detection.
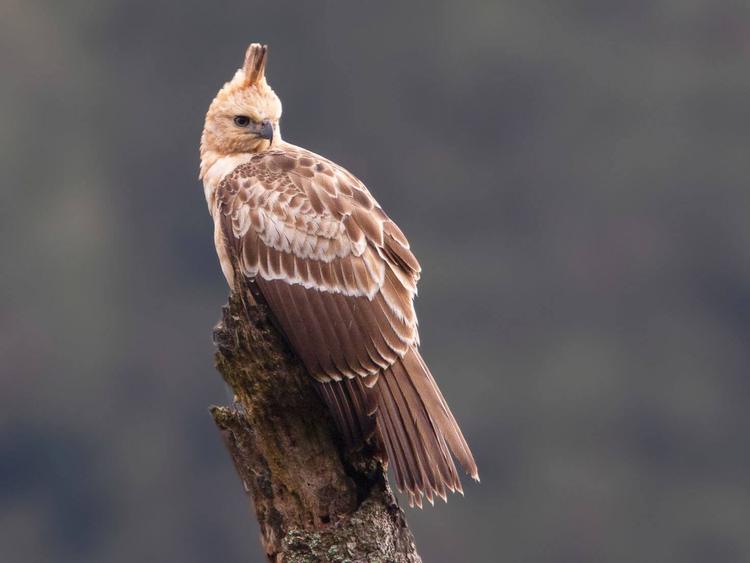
<box><xmin>200</xmin><ymin>44</ymin><xmax>478</xmax><ymax>507</ymax></box>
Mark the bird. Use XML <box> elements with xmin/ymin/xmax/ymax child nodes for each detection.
<box><xmin>200</xmin><ymin>43</ymin><xmax>478</xmax><ymax>507</ymax></box>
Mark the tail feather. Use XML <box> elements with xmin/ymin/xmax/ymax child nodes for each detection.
<box><xmin>382</xmin><ymin>361</ymin><xmax>446</xmax><ymax>498</ymax></box>
<box><xmin>376</xmin><ymin>391</ymin><xmax>410</xmax><ymax>492</ymax></box>
<box><xmin>406</xmin><ymin>350</ymin><xmax>479</xmax><ymax>481</ymax></box>
<box><xmin>316</xmin><ymin>347</ymin><xmax>478</xmax><ymax>507</ymax></box>
<box><xmin>316</xmin><ymin>376</ymin><xmax>374</xmax><ymax>449</ymax></box>
<box><xmin>375</xmin><ymin>348</ymin><xmax>478</xmax><ymax>506</ymax></box>
<box><xmin>380</xmin><ymin>370</ymin><xmax>433</xmax><ymax>500</ymax></box>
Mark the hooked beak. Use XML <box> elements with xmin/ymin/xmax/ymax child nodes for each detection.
<box><xmin>257</xmin><ymin>119</ymin><xmax>274</xmax><ymax>142</ymax></box>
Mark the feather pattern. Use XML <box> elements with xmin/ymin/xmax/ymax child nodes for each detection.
<box><xmin>211</xmin><ymin>142</ymin><xmax>477</xmax><ymax>505</ymax></box>
<box><xmin>216</xmin><ymin>144</ymin><xmax>419</xmax><ymax>379</ymax></box>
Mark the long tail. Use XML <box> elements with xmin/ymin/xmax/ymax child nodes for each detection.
<box><xmin>375</xmin><ymin>348</ymin><xmax>478</xmax><ymax>507</ymax></box>
<box><xmin>317</xmin><ymin>347</ymin><xmax>478</xmax><ymax>507</ymax></box>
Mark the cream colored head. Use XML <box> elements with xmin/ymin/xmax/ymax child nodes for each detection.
<box><xmin>200</xmin><ymin>44</ymin><xmax>282</xmax><ymax>164</ymax></box>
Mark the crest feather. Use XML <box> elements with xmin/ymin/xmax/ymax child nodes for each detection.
<box><xmin>243</xmin><ymin>43</ymin><xmax>268</xmax><ymax>86</ymax></box>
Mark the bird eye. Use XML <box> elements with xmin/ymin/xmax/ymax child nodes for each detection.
<box><xmin>233</xmin><ymin>115</ymin><xmax>251</xmax><ymax>127</ymax></box>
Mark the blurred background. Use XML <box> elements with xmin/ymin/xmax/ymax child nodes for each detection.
<box><xmin>2</xmin><ymin>1</ymin><xmax>750</xmax><ymax>562</ymax></box>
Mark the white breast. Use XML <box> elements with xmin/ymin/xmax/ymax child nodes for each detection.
<box><xmin>202</xmin><ymin>153</ymin><xmax>256</xmax><ymax>211</ymax></box>
<box><xmin>201</xmin><ymin>152</ymin><xmax>257</xmax><ymax>290</ymax></box>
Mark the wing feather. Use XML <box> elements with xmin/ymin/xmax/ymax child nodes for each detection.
<box><xmin>212</xmin><ymin>145</ymin><xmax>479</xmax><ymax>504</ymax></box>
<box><xmin>217</xmin><ymin>146</ymin><xmax>419</xmax><ymax>381</ymax></box>
<box><xmin>202</xmin><ymin>49</ymin><xmax>482</xmax><ymax>498</ymax></box>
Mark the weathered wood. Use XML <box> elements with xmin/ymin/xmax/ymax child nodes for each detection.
<box><xmin>210</xmin><ymin>281</ymin><xmax>421</xmax><ymax>562</ymax></box>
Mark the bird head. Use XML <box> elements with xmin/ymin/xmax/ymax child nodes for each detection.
<box><xmin>201</xmin><ymin>44</ymin><xmax>282</xmax><ymax>160</ymax></box>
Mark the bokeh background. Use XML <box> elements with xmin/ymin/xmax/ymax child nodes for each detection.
<box><xmin>2</xmin><ymin>1</ymin><xmax>750</xmax><ymax>561</ymax></box>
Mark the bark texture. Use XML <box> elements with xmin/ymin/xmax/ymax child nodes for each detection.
<box><xmin>210</xmin><ymin>281</ymin><xmax>421</xmax><ymax>562</ymax></box>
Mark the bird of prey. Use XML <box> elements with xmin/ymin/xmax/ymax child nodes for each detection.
<box><xmin>200</xmin><ymin>43</ymin><xmax>478</xmax><ymax>507</ymax></box>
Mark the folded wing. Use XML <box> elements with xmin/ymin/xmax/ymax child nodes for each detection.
<box><xmin>214</xmin><ymin>145</ymin><xmax>477</xmax><ymax>505</ymax></box>
<box><xmin>216</xmin><ymin>147</ymin><xmax>420</xmax><ymax>383</ymax></box>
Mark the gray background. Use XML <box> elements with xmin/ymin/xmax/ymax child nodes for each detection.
<box><xmin>2</xmin><ymin>1</ymin><xmax>750</xmax><ymax>562</ymax></box>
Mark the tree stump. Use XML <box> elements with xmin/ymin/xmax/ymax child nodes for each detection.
<box><xmin>210</xmin><ymin>280</ymin><xmax>421</xmax><ymax>562</ymax></box>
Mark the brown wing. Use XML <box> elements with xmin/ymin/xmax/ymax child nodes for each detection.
<box><xmin>215</xmin><ymin>145</ymin><xmax>421</xmax><ymax>383</ymax></box>
<box><xmin>214</xmin><ymin>145</ymin><xmax>478</xmax><ymax>506</ymax></box>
